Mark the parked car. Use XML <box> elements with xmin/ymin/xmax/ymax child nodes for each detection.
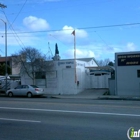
<box><xmin>6</xmin><ymin>85</ymin><xmax>44</xmax><ymax>98</ymax></box>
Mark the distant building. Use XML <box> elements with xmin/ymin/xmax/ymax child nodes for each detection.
<box><xmin>0</xmin><ymin>56</ymin><xmax>20</xmax><ymax>75</ymax></box>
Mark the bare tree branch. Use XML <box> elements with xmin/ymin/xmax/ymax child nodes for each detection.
<box><xmin>12</xmin><ymin>46</ymin><xmax>53</xmax><ymax>84</ymax></box>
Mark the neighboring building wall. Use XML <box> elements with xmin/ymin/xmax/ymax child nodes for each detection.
<box><xmin>108</xmin><ymin>79</ymin><xmax>115</xmax><ymax>95</ymax></box>
<box><xmin>115</xmin><ymin>51</ymin><xmax>140</xmax><ymax>96</ymax></box>
<box><xmin>11</xmin><ymin>57</ymin><xmax>22</xmax><ymax>75</ymax></box>
<box><xmin>0</xmin><ymin>56</ymin><xmax>20</xmax><ymax>75</ymax></box>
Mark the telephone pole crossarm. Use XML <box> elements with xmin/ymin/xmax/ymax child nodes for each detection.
<box><xmin>0</xmin><ymin>3</ymin><xmax>7</xmax><ymax>8</ymax></box>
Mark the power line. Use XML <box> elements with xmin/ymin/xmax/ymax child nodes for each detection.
<box><xmin>1</xmin><ymin>0</ymin><xmax>28</xmax><ymax>49</ymax></box>
<box><xmin>8</xmin><ymin>0</ymin><xmax>27</xmax><ymax>29</ymax></box>
<box><xmin>78</xmin><ymin>23</ymin><xmax>140</xmax><ymax>30</ymax></box>
<box><xmin>94</xmin><ymin>31</ymin><xmax>110</xmax><ymax>47</ymax></box>
<box><xmin>2</xmin><ymin>10</ymin><xmax>26</xmax><ymax>48</ymax></box>
<box><xmin>4</xmin><ymin>0</ymin><xmax>113</xmax><ymax>15</ymax></box>
<box><xmin>4</xmin><ymin>22</ymin><xmax>140</xmax><ymax>35</ymax></box>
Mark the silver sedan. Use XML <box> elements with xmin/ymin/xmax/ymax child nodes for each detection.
<box><xmin>6</xmin><ymin>85</ymin><xmax>44</xmax><ymax>98</ymax></box>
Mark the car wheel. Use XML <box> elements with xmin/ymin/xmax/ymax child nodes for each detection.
<box><xmin>8</xmin><ymin>92</ymin><xmax>13</xmax><ymax>97</ymax></box>
<box><xmin>27</xmin><ymin>92</ymin><xmax>32</xmax><ymax>98</ymax></box>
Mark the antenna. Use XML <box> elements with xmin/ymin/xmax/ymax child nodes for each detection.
<box><xmin>47</xmin><ymin>42</ymin><xmax>53</xmax><ymax>60</ymax></box>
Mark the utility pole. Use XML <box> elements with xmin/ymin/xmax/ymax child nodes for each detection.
<box><xmin>71</xmin><ymin>30</ymin><xmax>77</xmax><ymax>83</ymax></box>
<box><xmin>0</xmin><ymin>3</ymin><xmax>7</xmax><ymax>92</ymax></box>
<box><xmin>0</xmin><ymin>3</ymin><xmax>7</xmax><ymax>8</ymax></box>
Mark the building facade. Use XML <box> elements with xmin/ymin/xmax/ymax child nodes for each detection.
<box><xmin>115</xmin><ymin>51</ymin><xmax>140</xmax><ymax>96</ymax></box>
<box><xmin>21</xmin><ymin>58</ymin><xmax>98</xmax><ymax>94</ymax></box>
<box><xmin>0</xmin><ymin>56</ymin><xmax>20</xmax><ymax>75</ymax></box>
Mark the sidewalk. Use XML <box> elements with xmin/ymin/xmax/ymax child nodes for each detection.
<box><xmin>45</xmin><ymin>89</ymin><xmax>140</xmax><ymax>101</ymax></box>
<box><xmin>45</xmin><ymin>89</ymin><xmax>105</xmax><ymax>99</ymax></box>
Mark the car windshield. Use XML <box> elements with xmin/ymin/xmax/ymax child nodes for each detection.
<box><xmin>30</xmin><ymin>85</ymin><xmax>39</xmax><ymax>88</ymax></box>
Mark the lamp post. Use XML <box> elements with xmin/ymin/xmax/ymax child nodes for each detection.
<box><xmin>0</xmin><ymin>3</ymin><xmax>7</xmax><ymax>91</ymax></box>
<box><xmin>0</xmin><ymin>19</ymin><xmax>7</xmax><ymax>91</ymax></box>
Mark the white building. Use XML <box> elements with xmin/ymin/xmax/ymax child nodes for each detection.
<box><xmin>21</xmin><ymin>58</ymin><xmax>98</xmax><ymax>94</ymax></box>
<box><xmin>115</xmin><ymin>51</ymin><xmax>140</xmax><ymax>96</ymax></box>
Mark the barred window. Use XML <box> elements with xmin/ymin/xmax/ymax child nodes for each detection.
<box><xmin>137</xmin><ymin>70</ymin><xmax>140</xmax><ymax>78</ymax></box>
<box><xmin>35</xmin><ymin>72</ymin><xmax>46</xmax><ymax>79</ymax></box>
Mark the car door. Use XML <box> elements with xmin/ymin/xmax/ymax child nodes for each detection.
<box><xmin>14</xmin><ymin>85</ymin><xmax>22</xmax><ymax>96</ymax></box>
<box><xmin>21</xmin><ymin>85</ymin><xmax>29</xmax><ymax>96</ymax></box>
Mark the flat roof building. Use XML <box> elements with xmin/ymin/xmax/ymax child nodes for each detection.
<box><xmin>115</xmin><ymin>51</ymin><xmax>140</xmax><ymax>96</ymax></box>
<box><xmin>21</xmin><ymin>58</ymin><xmax>98</xmax><ymax>94</ymax></box>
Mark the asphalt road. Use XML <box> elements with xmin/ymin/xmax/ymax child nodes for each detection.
<box><xmin>0</xmin><ymin>97</ymin><xmax>140</xmax><ymax>140</ymax></box>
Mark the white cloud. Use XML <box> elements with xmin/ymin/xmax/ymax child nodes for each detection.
<box><xmin>108</xmin><ymin>42</ymin><xmax>137</xmax><ymax>53</ymax></box>
<box><xmin>62</xmin><ymin>25</ymin><xmax>88</xmax><ymax>38</ymax></box>
<box><xmin>23</xmin><ymin>16</ymin><xmax>49</xmax><ymax>31</ymax></box>
<box><xmin>62</xmin><ymin>49</ymin><xmax>95</xmax><ymax>59</ymax></box>
<box><xmin>125</xmin><ymin>42</ymin><xmax>136</xmax><ymax>51</ymax></box>
<box><xmin>0</xmin><ymin>29</ymin><xmax>48</xmax><ymax>56</ymax></box>
<box><xmin>49</xmin><ymin>25</ymin><xmax>88</xmax><ymax>44</ymax></box>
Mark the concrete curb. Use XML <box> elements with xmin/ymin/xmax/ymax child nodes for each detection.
<box><xmin>1</xmin><ymin>93</ymin><xmax>140</xmax><ymax>101</ymax></box>
<box><xmin>46</xmin><ymin>94</ymin><xmax>140</xmax><ymax>101</ymax></box>
<box><xmin>98</xmin><ymin>96</ymin><xmax>140</xmax><ymax>101</ymax></box>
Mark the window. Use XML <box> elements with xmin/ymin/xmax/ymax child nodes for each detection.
<box><xmin>30</xmin><ymin>85</ymin><xmax>38</xmax><ymax>88</ymax></box>
<box><xmin>137</xmin><ymin>70</ymin><xmax>140</xmax><ymax>77</ymax></box>
<box><xmin>66</xmin><ymin>66</ymin><xmax>71</xmax><ymax>68</ymax></box>
<box><xmin>35</xmin><ymin>72</ymin><xmax>46</xmax><ymax>79</ymax></box>
<box><xmin>22</xmin><ymin>85</ymin><xmax>29</xmax><ymax>88</ymax></box>
<box><xmin>15</xmin><ymin>85</ymin><xmax>22</xmax><ymax>89</ymax></box>
<box><xmin>95</xmin><ymin>74</ymin><xmax>101</xmax><ymax>76</ymax></box>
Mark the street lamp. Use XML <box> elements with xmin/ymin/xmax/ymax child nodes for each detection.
<box><xmin>0</xmin><ymin>19</ymin><xmax>7</xmax><ymax>91</ymax></box>
<box><xmin>0</xmin><ymin>3</ymin><xmax>7</xmax><ymax>92</ymax></box>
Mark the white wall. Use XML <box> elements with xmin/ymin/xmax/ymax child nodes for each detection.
<box><xmin>21</xmin><ymin>58</ymin><xmax>98</xmax><ymax>94</ymax></box>
<box><xmin>84</xmin><ymin>59</ymin><xmax>98</xmax><ymax>67</ymax></box>
<box><xmin>51</xmin><ymin>60</ymin><xmax>87</xmax><ymax>94</ymax></box>
<box><xmin>21</xmin><ymin>74</ymin><xmax>33</xmax><ymax>85</ymax></box>
<box><xmin>85</xmin><ymin>72</ymin><xmax>111</xmax><ymax>89</ymax></box>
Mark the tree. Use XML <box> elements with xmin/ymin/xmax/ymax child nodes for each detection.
<box><xmin>97</xmin><ymin>58</ymin><xmax>110</xmax><ymax>66</ymax></box>
<box><xmin>12</xmin><ymin>47</ymin><xmax>53</xmax><ymax>84</ymax></box>
<box><xmin>0</xmin><ymin>63</ymin><xmax>11</xmax><ymax>75</ymax></box>
<box><xmin>97</xmin><ymin>58</ymin><xmax>114</xmax><ymax>66</ymax></box>
<box><xmin>55</xmin><ymin>43</ymin><xmax>59</xmax><ymax>55</ymax></box>
<box><xmin>108</xmin><ymin>61</ymin><xmax>114</xmax><ymax>66</ymax></box>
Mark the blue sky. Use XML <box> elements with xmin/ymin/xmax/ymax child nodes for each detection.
<box><xmin>0</xmin><ymin>0</ymin><xmax>140</xmax><ymax>61</ymax></box>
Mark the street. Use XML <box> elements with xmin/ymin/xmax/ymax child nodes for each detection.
<box><xmin>0</xmin><ymin>97</ymin><xmax>140</xmax><ymax>140</ymax></box>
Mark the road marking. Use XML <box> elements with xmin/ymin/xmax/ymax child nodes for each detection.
<box><xmin>0</xmin><ymin>118</ymin><xmax>41</xmax><ymax>123</ymax></box>
<box><xmin>0</xmin><ymin>106</ymin><xmax>140</xmax><ymax>117</ymax></box>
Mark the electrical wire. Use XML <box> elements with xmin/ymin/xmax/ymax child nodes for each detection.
<box><xmin>0</xmin><ymin>0</ymin><xmax>28</xmax><ymax>49</ymax></box>
<box><xmin>0</xmin><ymin>0</ymin><xmax>28</xmax><ymax>50</ymax></box>
<box><xmin>3</xmin><ymin>22</ymin><xmax>140</xmax><ymax>35</ymax></box>
<box><xmin>94</xmin><ymin>31</ymin><xmax>110</xmax><ymax>47</ymax></box>
<box><xmin>2</xmin><ymin>10</ymin><xmax>26</xmax><ymax>48</ymax></box>
<box><xmin>5</xmin><ymin>0</ymin><xmax>113</xmax><ymax>15</ymax></box>
<box><xmin>8</xmin><ymin>0</ymin><xmax>27</xmax><ymax>29</ymax></box>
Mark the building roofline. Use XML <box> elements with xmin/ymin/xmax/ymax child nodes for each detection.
<box><xmin>0</xmin><ymin>56</ymin><xmax>12</xmax><ymax>62</ymax></box>
<box><xmin>52</xmin><ymin>57</ymin><xmax>99</xmax><ymax>64</ymax></box>
<box><xmin>85</xmin><ymin>66</ymin><xmax>115</xmax><ymax>71</ymax></box>
<box><xmin>115</xmin><ymin>51</ymin><xmax>140</xmax><ymax>55</ymax></box>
